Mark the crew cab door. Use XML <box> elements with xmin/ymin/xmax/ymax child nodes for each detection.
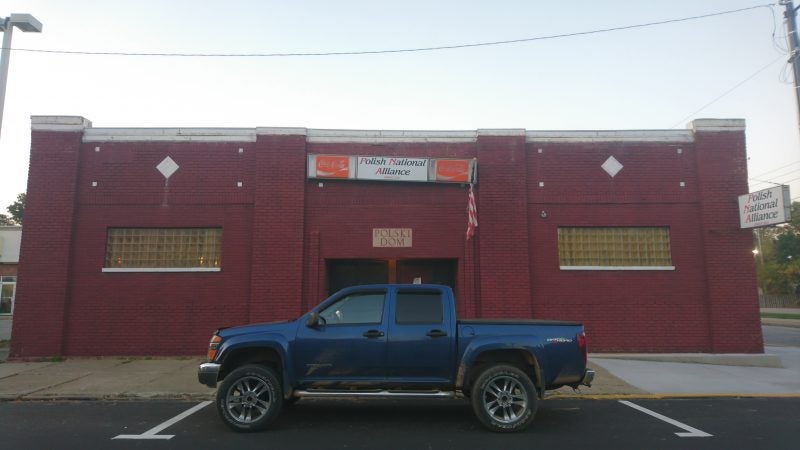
<box><xmin>293</xmin><ymin>289</ymin><xmax>388</xmax><ymax>386</ymax></box>
<box><xmin>386</xmin><ymin>287</ymin><xmax>456</xmax><ymax>387</ymax></box>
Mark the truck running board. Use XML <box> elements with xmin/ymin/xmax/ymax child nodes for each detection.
<box><xmin>293</xmin><ymin>389</ymin><xmax>458</xmax><ymax>399</ymax></box>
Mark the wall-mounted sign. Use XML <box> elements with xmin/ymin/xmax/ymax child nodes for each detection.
<box><xmin>308</xmin><ymin>154</ymin><xmax>476</xmax><ymax>184</ymax></box>
<box><xmin>358</xmin><ymin>157</ymin><xmax>429</xmax><ymax>182</ymax></box>
<box><xmin>373</xmin><ymin>228</ymin><xmax>412</xmax><ymax>247</ymax></box>
<box><xmin>434</xmin><ymin>159</ymin><xmax>472</xmax><ymax>183</ymax></box>
<box><xmin>313</xmin><ymin>155</ymin><xmax>351</xmax><ymax>179</ymax></box>
<box><xmin>738</xmin><ymin>185</ymin><xmax>791</xmax><ymax>229</ymax></box>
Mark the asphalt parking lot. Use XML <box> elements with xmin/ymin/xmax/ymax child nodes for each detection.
<box><xmin>2</xmin><ymin>397</ymin><xmax>798</xmax><ymax>450</ymax></box>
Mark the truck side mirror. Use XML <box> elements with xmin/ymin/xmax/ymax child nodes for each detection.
<box><xmin>306</xmin><ymin>312</ymin><xmax>320</xmax><ymax>328</ymax></box>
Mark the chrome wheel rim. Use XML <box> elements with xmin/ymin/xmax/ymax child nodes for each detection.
<box><xmin>482</xmin><ymin>375</ymin><xmax>528</xmax><ymax>424</ymax></box>
<box><xmin>225</xmin><ymin>376</ymin><xmax>272</xmax><ymax>424</ymax></box>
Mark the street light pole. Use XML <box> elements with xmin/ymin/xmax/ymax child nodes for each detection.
<box><xmin>784</xmin><ymin>1</ymin><xmax>800</xmax><ymax>134</ymax></box>
<box><xmin>0</xmin><ymin>13</ymin><xmax>42</xmax><ymax>141</ymax></box>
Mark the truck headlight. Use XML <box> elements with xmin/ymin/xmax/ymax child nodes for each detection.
<box><xmin>207</xmin><ymin>335</ymin><xmax>222</xmax><ymax>361</ymax></box>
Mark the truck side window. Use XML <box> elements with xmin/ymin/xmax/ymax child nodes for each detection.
<box><xmin>395</xmin><ymin>292</ymin><xmax>443</xmax><ymax>324</ymax></box>
<box><xmin>319</xmin><ymin>292</ymin><xmax>385</xmax><ymax>325</ymax></box>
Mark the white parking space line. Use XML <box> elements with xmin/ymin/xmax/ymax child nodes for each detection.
<box><xmin>619</xmin><ymin>400</ymin><xmax>712</xmax><ymax>438</ymax></box>
<box><xmin>113</xmin><ymin>401</ymin><xmax>212</xmax><ymax>440</ymax></box>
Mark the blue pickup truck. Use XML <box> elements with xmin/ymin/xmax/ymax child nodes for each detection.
<box><xmin>198</xmin><ymin>284</ymin><xmax>594</xmax><ymax>432</ymax></box>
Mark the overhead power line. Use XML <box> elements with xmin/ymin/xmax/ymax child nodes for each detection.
<box><xmin>2</xmin><ymin>3</ymin><xmax>775</xmax><ymax>58</ymax></box>
<box><xmin>750</xmin><ymin>160</ymin><xmax>800</xmax><ymax>179</ymax></box>
<box><xmin>670</xmin><ymin>54</ymin><xmax>785</xmax><ymax>128</ymax></box>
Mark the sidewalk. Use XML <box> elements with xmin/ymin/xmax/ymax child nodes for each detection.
<box><xmin>1</xmin><ymin>315</ymin><xmax>798</xmax><ymax>401</ymax></box>
<box><xmin>1</xmin><ymin>351</ymin><xmax>798</xmax><ymax>401</ymax></box>
<box><xmin>0</xmin><ymin>358</ymin><xmax>215</xmax><ymax>400</ymax></box>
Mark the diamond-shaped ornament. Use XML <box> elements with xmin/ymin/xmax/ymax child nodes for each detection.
<box><xmin>157</xmin><ymin>156</ymin><xmax>179</xmax><ymax>180</ymax></box>
<box><xmin>601</xmin><ymin>156</ymin><xmax>623</xmax><ymax>178</ymax></box>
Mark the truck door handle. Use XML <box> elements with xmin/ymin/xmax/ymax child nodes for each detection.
<box><xmin>362</xmin><ymin>330</ymin><xmax>385</xmax><ymax>338</ymax></box>
<box><xmin>426</xmin><ymin>330</ymin><xmax>448</xmax><ymax>338</ymax></box>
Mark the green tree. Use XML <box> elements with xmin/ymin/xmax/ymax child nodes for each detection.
<box><xmin>0</xmin><ymin>193</ymin><xmax>25</xmax><ymax>225</ymax></box>
<box><xmin>775</xmin><ymin>232</ymin><xmax>800</xmax><ymax>263</ymax></box>
<box><xmin>7</xmin><ymin>193</ymin><xmax>25</xmax><ymax>224</ymax></box>
<box><xmin>754</xmin><ymin>201</ymin><xmax>800</xmax><ymax>294</ymax></box>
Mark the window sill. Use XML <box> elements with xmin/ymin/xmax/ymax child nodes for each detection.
<box><xmin>559</xmin><ymin>266</ymin><xmax>675</xmax><ymax>271</ymax></box>
<box><xmin>102</xmin><ymin>268</ymin><xmax>221</xmax><ymax>273</ymax></box>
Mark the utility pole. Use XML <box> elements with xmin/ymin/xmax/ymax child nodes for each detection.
<box><xmin>785</xmin><ymin>0</ymin><xmax>800</xmax><ymax>133</ymax></box>
<box><xmin>0</xmin><ymin>14</ymin><xmax>42</xmax><ymax>141</ymax></box>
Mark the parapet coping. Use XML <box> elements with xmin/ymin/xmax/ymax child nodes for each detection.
<box><xmin>30</xmin><ymin>116</ymin><xmax>744</xmax><ymax>144</ymax></box>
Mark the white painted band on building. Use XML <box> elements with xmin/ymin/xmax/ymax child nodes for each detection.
<box><xmin>83</xmin><ymin>128</ymin><xmax>256</xmax><ymax>142</ymax></box>
<box><xmin>30</xmin><ymin>116</ymin><xmax>746</xmax><ymax>144</ymax></box>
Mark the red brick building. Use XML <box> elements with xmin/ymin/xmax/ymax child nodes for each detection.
<box><xmin>10</xmin><ymin>116</ymin><xmax>762</xmax><ymax>357</ymax></box>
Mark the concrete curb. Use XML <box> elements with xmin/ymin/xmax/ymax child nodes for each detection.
<box><xmin>547</xmin><ymin>393</ymin><xmax>800</xmax><ymax>400</ymax></box>
<box><xmin>762</xmin><ymin>318</ymin><xmax>800</xmax><ymax>328</ymax></box>
<box><xmin>0</xmin><ymin>393</ymin><xmax>216</xmax><ymax>402</ymax></box>
<box><xmin>590</xmin><ymin>353</ymin><xmax>782</xmax><ymax>368</ymax></box>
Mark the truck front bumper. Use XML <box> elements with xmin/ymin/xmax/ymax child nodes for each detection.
<box><xmin>198</xmin><ymin>362</ymin><xmax>221</xmax><ymax>388</ymax></box>
<box><xmin>580</xmin><ymin>369</ymin><xmax>595</xmax><ymax>387</ymax></box>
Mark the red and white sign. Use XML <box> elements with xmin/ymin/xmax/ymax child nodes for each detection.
<box><xmin>435</xmin><ymin>159</ymin><xmax>472</xmax><ymax>183</ymax></box>
<box><xmin>308</xmin><ymin>154</ymin><xmax>476</xmax><ymax>184</ymax></box>
<box><xmin>307</xmin><ymin>155</ymin><xmax>355</xmax><ymax>179</ymax></box>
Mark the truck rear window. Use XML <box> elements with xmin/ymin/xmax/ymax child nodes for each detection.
<box><xmin>395</xmin><ymin>292</ymin><xmax>443</xmax><ymax>324</ymax></box>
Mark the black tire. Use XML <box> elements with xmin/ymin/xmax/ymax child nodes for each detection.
<box><xmin>216</xmin><ymin>364</ymin><xmax>283</xmax><ymax>432</ymax></box>
<box><xmin>470</xmin><ymin>364</ymin><xmax>538</xmax><ymax>432</ymax></box>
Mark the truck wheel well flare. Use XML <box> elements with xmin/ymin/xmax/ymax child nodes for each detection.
<box><xmin>222</xmin><ymin>348</ymin><xmax>283</xmax><ymax>380</ymax></box>
<box><xmin>468</xmin><ymin>350</ymin><xmax>541</xmax><ymax>395</ymax></box>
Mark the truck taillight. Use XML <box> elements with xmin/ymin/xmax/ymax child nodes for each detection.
<box><xmin>207</xmin><ymin>335</ymin><xmax>222</xmax><ymax>361</ymax></box>
<box><xmin>577</xmin><ymin>332</ymin><xmax>587</xmax><ymax>362</ymax></box>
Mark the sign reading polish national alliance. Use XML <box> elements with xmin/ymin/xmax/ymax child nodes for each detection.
<box><xmin>358</xmin><ymin>157</ymin><xmax>429</xmax><ymax>182</ymax></box>
<box><xmin>738</xmin><ymin>185</ymin><xmax>791</xmax><ymax>229</ymax></box>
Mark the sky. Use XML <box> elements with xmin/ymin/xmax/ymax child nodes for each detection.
<box><xmin>0</xmin><ymin>0</ymin><xmax>798</xmax><ymax>209</ymax></box>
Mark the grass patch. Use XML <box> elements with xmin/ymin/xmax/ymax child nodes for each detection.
<box><xmin>761</xmin><ymin>312</ymin><xmax>800</xmax><ymax>320</ymax></box>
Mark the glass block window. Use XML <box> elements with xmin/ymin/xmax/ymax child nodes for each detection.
<box><xmin>558</xmin><ymin>227</ymin><xmax>672</xmax><ymax>268</ymax></box>
<box><xmin>104</xmin><ymin>228</ymin><xmax>222</xmax><ymax>269</ymax></box>
<box><xmin>0</xmin><ymin>276</ymin><xmax>15</xmax><ymax>314</ymax></box>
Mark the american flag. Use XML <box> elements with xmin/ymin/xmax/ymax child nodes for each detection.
<box><xmin>466</xmin><ymin>184</ymin><xmax>478</xmax><ymax>240</ymax></box>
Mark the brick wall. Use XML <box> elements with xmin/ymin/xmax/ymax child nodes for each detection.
<box><xmin>10</xmin><ymin>120</ymin><xmax>762</xmax><ymax>356</ymax></box>
<box><xmin>0</xmin><ymin>265</ymin><xmax>17</xmax><ymax>277</ymax></box>
<box><xmin>11</xmin><ymin>130</ymin><xmax>83</xmax><ymax>356</ymax></box>
<box><xmin>302</xmin><ymin>141</ymin><xmax>476</xmax><ymax>313</ymax></box>
<box><xmin>694</xmin><ymin>128</ymin><xmax>763</xmax><ymax>352</ymax></box>
<box><xmin>475</xmin><ymin>133</ymin><xmax>532</xmax><ymax>318</ymax></box>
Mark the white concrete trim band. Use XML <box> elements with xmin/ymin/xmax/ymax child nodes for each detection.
<box><xmin>307</xmin><ymin>129</ymin><xmax>477</xmax><ymax>144</ymax></box>
<box><xmin>30</xmin><ymin>116</ymin><xmax>746</xmax><ymax>144</ymax></box>
<box><xmin>526</xmin><ymin>130</ymin><xmax>693</xmax><ymax>143</ymax></box>
<box><xmin>83</xmin><ymin>128</ymin><xmax>256</xmax><ymax>143</ymax></box>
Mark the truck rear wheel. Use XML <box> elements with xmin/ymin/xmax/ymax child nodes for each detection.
<box><xmin>470</xmin><ymin>364</ymin><xmax>537</xmax><ymax>432</ymax></box>
<box><xmin>216</xmin><ymin>364</ymin><xmax>283</xmax><ymax>432</ymax></box>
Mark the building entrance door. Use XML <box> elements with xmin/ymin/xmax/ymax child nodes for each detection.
<box><xmin>327</xmin><ymin>259</ymin><xmax>456</xmax><ymax>296</ymax></box>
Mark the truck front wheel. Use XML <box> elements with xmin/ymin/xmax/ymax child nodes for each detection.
<box><xmin>216</xmin><ymin>364</ymin><xmax>283</xmax><ymax>432</ymax></box>
<box><xmin>470</xmin><ymin>364</ymin><xmax>538</xmax><ymax>432</ymax></box>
